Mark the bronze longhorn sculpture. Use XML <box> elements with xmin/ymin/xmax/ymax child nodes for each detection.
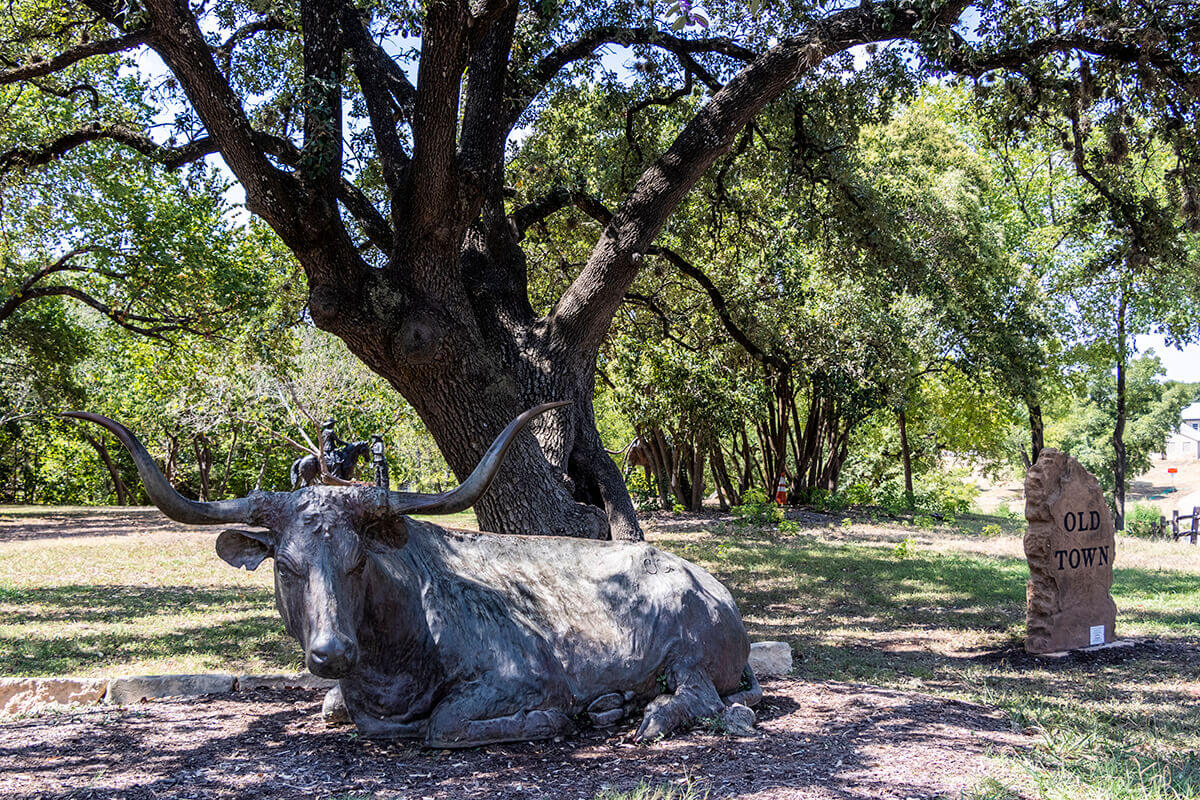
<box><xmin>66</xmin><ymin>404</ymin><xmax>760</xmax><ymax>748</ymax></box>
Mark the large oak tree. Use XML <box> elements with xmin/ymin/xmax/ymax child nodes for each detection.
<box><xmin>3</xmin><ymin>0</ymin><xmax>1197</xmax><ymax>538</ymax></box>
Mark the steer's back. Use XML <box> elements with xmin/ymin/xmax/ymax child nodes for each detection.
<box><xmin>400</xmin><ymin>521</ymin><xmax>750</xmax><ymax>703</ymax></box>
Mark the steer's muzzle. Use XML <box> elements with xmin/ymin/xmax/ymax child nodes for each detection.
<box><xmin>306</xmin><ymin>636</ymin><xmax>358</xmax><ymax>679</ymax></box>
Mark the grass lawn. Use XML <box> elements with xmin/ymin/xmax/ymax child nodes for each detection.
<box><xmin>1</xmin><ymin>505</ymin><xmax>1198</xmax><ymax>798</ymax></box>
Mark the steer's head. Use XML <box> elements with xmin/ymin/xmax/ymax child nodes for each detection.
<box><xmin>213</xmin><ymin>488</ymin><xmax>400</xmax><ymax>678</ymax></box>
<box><xmin>64</xmin><ymin>402</ymin><xmax>568</xmax><ymax>680</ymax></box>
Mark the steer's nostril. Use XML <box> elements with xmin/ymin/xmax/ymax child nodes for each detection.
<box><xmin>307</xmin><ymin>639</ymin><xmax>355</xmax><ymax>678</ymax></box>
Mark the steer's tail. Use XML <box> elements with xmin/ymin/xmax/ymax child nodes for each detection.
<box><xmin>721</xmin><ymin>663</ymin><xmax>762</xmax><ymax>708</ymax></box>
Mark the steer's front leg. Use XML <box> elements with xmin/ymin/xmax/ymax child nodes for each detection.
<box><xmin>425</xmin><ymin>680</ymin><xmax>573</xmax><ymax>748</ymax></box>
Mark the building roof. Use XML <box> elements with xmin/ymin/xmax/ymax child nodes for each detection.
<box><xmin>1183</xmin><ymin>401</ymin><xmax>1200</xmax><ymax>421</ymax></box>
<box><xmin>1171</xmin><ymin>426</ymin><xmax>1200</xmax><ymax>443</ymax></box>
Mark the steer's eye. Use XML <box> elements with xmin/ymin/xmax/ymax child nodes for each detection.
<box><xmin>276</xmin><ymin>558</ymin><xmax>304</xmax><ymax>580</ymax></box>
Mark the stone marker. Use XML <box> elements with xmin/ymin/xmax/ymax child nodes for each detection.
<box><xmin>1024</xmin><ymin>449</ymin><xmax>1118</xmax><ymax>654</ymax></box>
<box><xmin>748</xmin><ymin>641</ymin><xmax>793</xmax><ymax>677</ymax></box>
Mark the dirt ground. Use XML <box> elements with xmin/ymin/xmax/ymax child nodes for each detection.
<box><xmin>975</xmin><ymin>458</ymin><xmax>1200</xmax><ymax>515</ymax></box>
<box><xmin>0</xmin><ymin>680</ymin><xmax>1028</xmax><ymax>800</ymax></box>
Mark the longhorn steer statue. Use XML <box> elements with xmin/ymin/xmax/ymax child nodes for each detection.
<box><xmin>66</xmin><ymin>404</ymin><xmax>760</xmax><ymax>748</ymax></box>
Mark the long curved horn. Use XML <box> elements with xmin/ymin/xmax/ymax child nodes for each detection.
<box><xmin>62</xmin><ymin>412</ymin><xmax>255</xmax><ymax>525</ymax></box>
<box><xmin>385</xmin><ymin>401</ymin><xmax>570</xmax><ymax>515</ymax></box>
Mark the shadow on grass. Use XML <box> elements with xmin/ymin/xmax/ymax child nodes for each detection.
<box><xmin>657</xmin><ymin>531</ymin><xmax>1200</xmax><ymax>766</ymax></box>
<box><xmin>0</xmin><ymin>584</ymin><xmax>297</xmax><ymax>676</ymax></box>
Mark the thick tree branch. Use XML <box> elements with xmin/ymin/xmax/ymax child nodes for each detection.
<box><xmin>253</xmin><ymin>132</ymin><xmax>394</xmax><ymax>253</ymax></box>
<box><xmin>142</xmin><ymin>0</ymin><xmax>303</xmax><ymax>241</ymax></box>
<box><xmin>341</xmin><ymin>5</ymin><xmax>409</xmax><ymax>193</ymax></box>
<box><xmin>647</xmin><ymin>245</ymin><xmax>785</xmax><ymax>371</ymax></box>
<box><xmin>552</xmin><ymin>190</ymin><xmax>784</xmax><ymax>370</ymax></box>
<box><xmin>460</xmin><ymin>4</ymin><xmax>518</xmax><ymax>182</ymax></box>
<box><xmin>299</xmin><ymin>0</ymin><xmax>344</xmax><ymax>193</ymax></box>
<box><xmin>508</xmin><ymin>26</ymin><xmax>757</xmax><ymax>127</ymax></box>
<box><xmin>388</xmin><ymin>0</ymin><xmax>483</xmax><ymax>306</ymax></box>
<box><xmin>940</xmin><ymin>29</ymin><xmax>1200</xmax><ymax>97</ymax></box>
<box><xmin>1</xmin><ymin>283</ymin><xmax>209</xmax><ymax>338</ymax></box>
<box><xmin>215</xmin><ymin>17</ymin><xmax>288</xmax><ymax>73</ymax></box>
<box><xmin>549</xmin><ymin>1</ymin><xmax>969</xmax><ymax>355</ymax></box>
<box><xmin>0</xmin><ymin>123</ymin><xmax>218</xmax><ymax>172</ymax></box>
<box><xmin>0</xmin><ymin>247</ymin><xmax>98</xmax><ymax>323</ymax></box>
<box><xmin>0</xmin><ymin>28</ymin><xmax>148</xmax><ymax>86</ymax></box>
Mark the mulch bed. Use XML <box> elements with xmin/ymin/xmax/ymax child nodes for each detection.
<box><xmin>0</xmin><ymin>678</ymin><xmax>1029</xmax><ymax>800</ymax></box>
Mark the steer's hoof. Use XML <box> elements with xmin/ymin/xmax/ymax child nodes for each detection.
<box><xmin>632</xmin><ymin>695</ymin><xmax>674</xmax><ymax>742</ymax></box>
<box><xmin>322</xmin><ymin>685</ymin><xmax>351</xmax><ymax>725</ymax></box>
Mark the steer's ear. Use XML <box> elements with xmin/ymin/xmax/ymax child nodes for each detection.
<box><xmin>216</xmin><ymin>529</ymin><xmax>275</xmax><ymax>571</ymax></box>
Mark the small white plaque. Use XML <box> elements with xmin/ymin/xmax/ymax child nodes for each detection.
<box><xmin>1089</xmin><ymin>625</ymin><xmax>1105</xmax><ymax>645</ymax></box>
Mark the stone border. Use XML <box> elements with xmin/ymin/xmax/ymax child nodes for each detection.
<box><xmin>2</xmin><ymin>642</ymin><xmax>794</xmax><ymax>716</ymax></box>
<box><xmin>0</xmin><ymin>673</ymin><xmax>337</xmax><ymax>716</ymax></box>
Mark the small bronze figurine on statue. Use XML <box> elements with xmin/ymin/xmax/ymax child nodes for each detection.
<box><xmin>371</xmin><ymin>434</ymin><xmax>389</xmax><ymax>489</ymax></box>
<box><xmin>290</xmin><ymin>418</ymin><xmax>370</xmax><ymax>489</ymax></box>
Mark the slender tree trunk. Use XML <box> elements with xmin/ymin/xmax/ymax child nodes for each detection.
<box><xmin>1027</xmin><ymin>397</ymin><xmax>1045</xmax><ymax>466</ymax></box>
<box><xmin>739</xmin><ymin>428</ymin><xmax>758</xmax><ymax>493</ymax></box>
<box><xmin>164</xmin><ymin>434</ymin><xmax>179</xmax><ymax>487</ymax></box>
<box><xmin>216</xmin><ymin>426</ymin><xmax>240</xmax><ymax>499</ymax></box>
<box><xmin>192</xmin><ymin>434</ymin><xmax>212</xmax><ymax>502</ymax></box>
<box><xmin>690</xmin><ymin>439</ymin><xmax>706</xmax><ymax>512</ymax></box>
<box><xmin>83</xmin><ymin>433</ymin><xmax>129</xmax><ymax>505</ymax></box>
<box><xmin>254</xmin><ymin>444</ymin><xmax>273</xmax><ymax>491</ymax></box>
<box><xmin>710</xmin><ymin>444</ymin><xmax>737</xmax><ymax>509</ymax></box>
<box><xmin>898</xmin><ymin>407</ymin><xmax>914</xmax><ymax>509</ymax></box>
<box><xmin>649</xmin><ymin>427</ymin><xmax>673</xmax><ymax>510</ymax></box>
<box><xmin>1113</xmin><ymin>292</ymin><xmax>1128</xmax><ymax>531</ymax></box>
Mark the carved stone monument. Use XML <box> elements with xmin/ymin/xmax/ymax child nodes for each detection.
<box><xmin>1024</xmin><ymin>449</ymin><xmax>1118</xmax><ymax>654</ymax></box>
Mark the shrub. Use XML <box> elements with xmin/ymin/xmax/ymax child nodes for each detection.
<box><xmin>981</xmin><ymin>523</ymin><xmax>1003</xmax><ymax>538</ymax></box>
<box><xmin>625</xmin><ymin>469</ymin><xmax>660</xmax><ymax>512</ymax></box>
<box><xmin>1125</xmin><ymin>503</ymin><xmax>1164</xmax><ymax>539</ymax></box>
<box><xmin>778</xmin><ymin>519</ymin><xmax>802</xmax><ymax>533</ymax></box>
<box><xmin>893</xmin><ymin>537</ymin><xmax>915</xmax><ymax>559</ymax></box>
<box><xmin>994</xmin><ymin>501</ymin><xmax>1017</xmax><ymax>519</ymax></box>
<box><xmin>731</xmin><ymin>488</ymin><xmax>783</xmax><ymax>526</ymax></box>
<box><xmin>796</xmin><ymin>487</ymin><xmax>849</xmax><ymax>512</ymax></box>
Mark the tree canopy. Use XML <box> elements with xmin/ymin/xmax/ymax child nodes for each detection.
<box><xmin>2</xmin><ymin>0</ymin><xmax>1199</xmax><ymax>534</ymax></box>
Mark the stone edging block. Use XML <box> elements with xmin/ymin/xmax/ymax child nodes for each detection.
<box><xmin>0</xmin><ymin>677</ymin><xmax>108</xmax><ymax>715</ymax></box>
<box><xmin>748</xmin><ymin>640</ymin><xmax>793</xmax><ymax>677</ymax></box>
<box><xmin>234</xmin><ymin>673</ymin><xmax>338</xmax><ymax>691</ymax></box>
<box><xmin>105</xmin><ymin>673</ymin><xmax>236</xmax><ymax>704</ymax></box>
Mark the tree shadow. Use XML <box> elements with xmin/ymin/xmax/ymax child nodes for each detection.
<box><xmin>0</xmin><ymin>680</ymin><xmax>1029</xmax><ymax>800</ymax></box>
<box><xmin>0</xmin><ymin>584</ymin><xmax>297</xmax><ymax>676</ymax></box>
